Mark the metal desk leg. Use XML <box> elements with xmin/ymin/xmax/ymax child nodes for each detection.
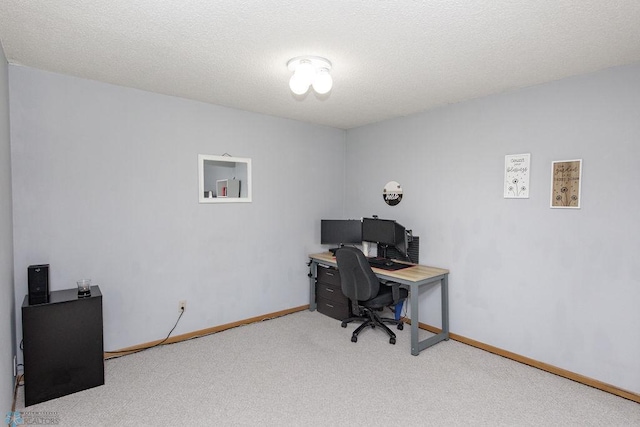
<box><xmin>409</xmin><ymin>274</ymin><xmax>450</xmax><ymax>355</ymax></box>
<box><xmin>308</xmin><ymin>261</ymin><xmax>317</xmax><ymax>311</ymax></box>
<box><xmin>442</xmin><ymin>275</ymin><xmax>449</xmax><ymax>339</ymax></box>
<box><xmin>410</xmin><ymin>283</ymin><xmax>420</xmax><ymax>356</ymax></box>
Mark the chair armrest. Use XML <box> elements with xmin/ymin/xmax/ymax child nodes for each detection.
<box><xmin>382</xmin><ymin>281</ymin><xmax>403</xmax><ymax>304</ymax></box>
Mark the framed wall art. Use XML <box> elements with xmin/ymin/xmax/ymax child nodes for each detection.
<box><xmin>504</xmin><ymin>153</ymin><xmax>530</xmax><ymax>198</ymax></box>
<box><xmin>383</xmin><ymin>181</ymin><xmax>403</xmax><ymax>206</ymax></box>
<box><xmin>550</xmin><ymin>159</ymin><xmax>582</xmax><ymax>209</ymax></box>
<box><xmin>198</xmin><ymin>154</ymin><xmax>252</xmax><ymax>203</ymax></box>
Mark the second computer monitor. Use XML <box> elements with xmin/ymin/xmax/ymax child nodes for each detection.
<box><xmin>393</xmin><ymin>221</ymin><xmax>409</xmax><ymax>258</ymax></box>
<box><xmin>361</xmin><ymin>218</ymin><xmax>396</xmax><ymax>246</ymax></box>
<box><xmin>362</xmin><ymin>217</ymin><xmax>409</xmax><ymax>258</ymax></box>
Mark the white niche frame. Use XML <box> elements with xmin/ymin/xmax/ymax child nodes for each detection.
<box><xmin>198</xmin><ymin>154</ymin><xmax>252</xmax><ymax>203</ymax></box>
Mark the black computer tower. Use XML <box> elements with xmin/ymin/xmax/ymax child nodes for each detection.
<box><xmin>28</xmin><ymin>264</ymin><xmax>50</xmax><ymax>305</ymax></box>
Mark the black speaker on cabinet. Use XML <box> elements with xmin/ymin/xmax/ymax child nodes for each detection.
<box><xmin>28</xmin><ymin>264</ymin><xmax>50</xmax><ymax>305</ymax></box>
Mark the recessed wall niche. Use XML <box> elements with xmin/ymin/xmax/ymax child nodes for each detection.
<box><xmin>198</xmin><ymin>154</ymin><xmax>252</xmax><ymax>203</ymax></box>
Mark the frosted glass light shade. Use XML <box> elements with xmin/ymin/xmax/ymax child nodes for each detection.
<box><xmin>289</xmin><ymin>73</ymin><xmax>310</xmax><ymax>95</ymax></box>
<box><xmin>287</xmin><ymin>56</ymin><xmax>333</xmax><ymax>95</ymax></box>
<box><xmin>312</xmin><ymin>68</ymin><xmax>333</xmax><ymax>94</ymax></box>
<box><xmin>295</xmin><ymin>60</ymin><xmax>315</xmax><ymax>83</ymax></box>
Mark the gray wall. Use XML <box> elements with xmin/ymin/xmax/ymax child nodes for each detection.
<box><xmin>9</xmin><ymin>66</ymin><xmax>346</xmax><ymax>354</ymax></box>
<box><xmin>0</xmin><ymin>44</ymin><xmax>16</xmax><ymax>409</ymax></box>
<box><xmin>345</xmin><ymin>62</ymin><xmax>640</xmax><ymax>393</ymax></box>
<box><xmin>7</xmin><ymin>59</ymin><xmax>639</xmax><ymax>399</ymax></box>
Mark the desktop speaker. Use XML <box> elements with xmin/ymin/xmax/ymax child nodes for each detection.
<box><xmin>28</xmin><ymin>264</ymin><xmax>50</xmax><ymax>305</ymax></box>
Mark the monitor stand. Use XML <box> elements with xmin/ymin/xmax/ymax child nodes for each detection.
<box><xmin>378</xmin><ymin>244</ymin><xmax>389</xmax><ymax>259</ymax></box>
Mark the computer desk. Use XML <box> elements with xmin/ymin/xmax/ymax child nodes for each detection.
<box><xmin>308</xmin><ymin>252</ymin><xmax>450</xmax><ymax>355</ymax></box>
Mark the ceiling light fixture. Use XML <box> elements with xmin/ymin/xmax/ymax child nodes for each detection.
<box><xmin>287</xmin><ymin>56</ymin><xmax>333</xmax><ymax>95</ymax></box>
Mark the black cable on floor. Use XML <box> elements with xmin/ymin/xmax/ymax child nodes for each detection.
<box><xmin>104</xmin><ymin>309</ymin><xmax>184</xmax><ymax>359</ymax></box>
<box><xmin>9</xmin><ymin>373</ymin><xmax>24</xmax><ymax>422</ymax></box>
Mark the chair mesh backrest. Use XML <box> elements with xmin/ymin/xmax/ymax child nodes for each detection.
<box><xmin>335</xmin><ymin>247</ymin><xmax>380</xmax><ymax>302</ymax></box>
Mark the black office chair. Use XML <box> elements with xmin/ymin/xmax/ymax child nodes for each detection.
<box><xmin>335</xmin><ymin>247</ymin><xmax>408</xmax><ymax>344</ymax></box>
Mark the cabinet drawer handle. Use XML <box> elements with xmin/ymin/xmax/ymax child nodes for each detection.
<box><xmin>326</xmin><ymin>272</ymin><xmax>334</xmax><ymax>276</ymax></box>
<box><xmin>325</xmin><ymin>288</ymin><xmax>334</xmax><ymax>292</ymax></box>
<box><xmin>325</xmin><ymin>304</ymin><xmax>334</xmax><ymax>308</ymax></box>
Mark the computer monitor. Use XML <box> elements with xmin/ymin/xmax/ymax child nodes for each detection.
<box><xmin>362</xmin><ymin>217</ymin><xmax>409</xmax><ymax>259</ymax></box>
<box><xmin>394</xmin><ymin>221</ymin><xmax>409</xmax><ymax>258</ymax></box>
<box><xmin>361</xmin><ymin>218</ymin><xmax>396</xmax><ymax>246</ymax></box>
<box><xmin>320</xmin><ymin>220</ymin><xmax>362</xmax><ymax>245</ymax></box>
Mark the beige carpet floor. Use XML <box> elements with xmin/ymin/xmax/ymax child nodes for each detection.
<box><xmin>15</xmin><ymin>309</ymin><xmax>640</xmax><ymax>426</ymax></box>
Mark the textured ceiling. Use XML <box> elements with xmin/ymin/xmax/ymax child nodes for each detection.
<box><xmin>1</xmin><ymin>1</ymin><xmax>640</xmax><ymax>129</ymax></box>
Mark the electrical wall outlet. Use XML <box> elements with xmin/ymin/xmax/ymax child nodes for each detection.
<box><xmin>179</xmin><ymin>300</ymin><xmax>187</xmax><ymax>312</ymax></box>
<box><xmin>13</xmin><ymin>355</ymin><xmax>17</xmax><ymax>377</ymax></box>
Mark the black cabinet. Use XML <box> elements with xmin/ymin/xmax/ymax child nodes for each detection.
<box><xmin>315</xmin><ymin>265</ymin><xmax>352</xmax><ymax>320</ymax></box>
<box><xmin>21</xmin><ymin>286</ymin><xmax>104</xmax><ymax>406</ymax></box>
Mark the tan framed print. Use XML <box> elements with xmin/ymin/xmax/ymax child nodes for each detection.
<box><xmin>550</xmin><ymin>159</ymin><xmax>582</xmax><ymax>209</ymax></box>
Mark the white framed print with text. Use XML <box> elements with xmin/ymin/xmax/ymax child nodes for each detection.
<box><xmin>504</xmin><ymin>153</ymin><xmax>530</xmax><ymax>198</ymax></box>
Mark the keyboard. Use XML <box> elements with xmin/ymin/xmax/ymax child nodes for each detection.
<box><xmin>367</xmin><ymin>257</ymin><xmax>390</xmax><ymax>266</ymax></box>
<box><xmin>367</xmin><ymin>257</ymin><xmax>412</xmax><ymax>271</ymax></box>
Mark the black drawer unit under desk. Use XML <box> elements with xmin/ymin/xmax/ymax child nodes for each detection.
<box><xmin>315</xmin><ymin>265</ymin><xmax>351</xmax><ymax>320</ymax></box>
